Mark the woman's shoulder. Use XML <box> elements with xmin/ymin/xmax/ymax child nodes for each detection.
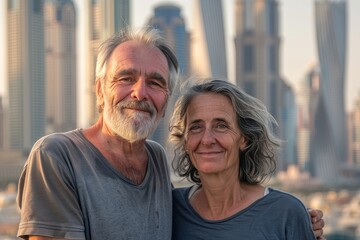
<box><xmin>172</xmin><ymin>185</ymin><xmax>195</xmax><ymax>201</ymax></box>
<box><xmin>266</xmin><ymin>188</ymin><xmax>308</xmax><ymax>210</ymax></box>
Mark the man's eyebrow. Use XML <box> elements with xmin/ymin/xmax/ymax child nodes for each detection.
<box><xmin>145</xmin><ymin>72</ymin><xmax>167</xmax><ymax>86</ymax></box>
<box><xmin>113</xmin><ymin>68</ymin><xmax>137</xmax><ymax>77</ymax></box>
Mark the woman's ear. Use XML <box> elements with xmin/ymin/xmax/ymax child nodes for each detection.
<box><xmin>239</xmin><ymin>136</ymin><xmax>248</xmax><ymax>151</ymax></box>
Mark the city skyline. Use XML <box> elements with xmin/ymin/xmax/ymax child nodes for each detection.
<box><xmin>0</xmin><ymin>2</ymin><xmax>359</xmax><ymax>237</ymax></box>
<box><xmin>0</xmin><ymin>0</ymin><xmax>359</xmax><ymax>114</ymax></box>
<box><xmin>129</xmin><ymin>0</ymin><xmax>360</xmax><ymax>111</ymax></box>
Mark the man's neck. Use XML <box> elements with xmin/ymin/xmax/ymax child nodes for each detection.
<box><xmin>82</xmin><ymin>119</ymin><xmax>149</xmax><ymax>185</ymax></box>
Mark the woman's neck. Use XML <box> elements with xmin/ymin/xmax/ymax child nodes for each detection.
<box><xmin>190</xmin><ymin>179</ymin><xmax>265</xmax><ymax>220</ymax></box>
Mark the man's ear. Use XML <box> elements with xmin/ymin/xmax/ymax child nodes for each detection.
<box><xmin>96</xmin><ymin>78</ymin><xmax>104</xmax><ymax>108</ymax></box>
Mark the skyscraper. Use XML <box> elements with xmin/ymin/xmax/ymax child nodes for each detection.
<box><xmin>234</xmin><ymin>0</ymin><xmax>281</xmax><ymax>122</ymax></box>
<box><xmin>348</xmin><ymin>92</ymin><xmax>360</xmax><ymax>168</ymax></box>
<box><xmin>7</xmin><ymin>0</ymin><xmax>45</xmax><ymax>152</ymax></box>
<box><xmin>149</xmin><ymin>4</ymin><xmax>190</xmax><ymax>77</ymax></box>
<box><xmin>148</xmin><ymin>4</ymin><xmax>189</xmax><ymax>154</ymax></box>
<box><xmin>234</xmin><ymin>0</ymin><xmax>293</xmax><ymax>169</ymax></box>
<box><xmin>191</xmin><ymin>0</ymin><xmax>227</xmax><ymax>79</ymax></box>
<box><xmin>280</xmin><ymin>80</ymin><xmax>297</xmax><ymax>170</ymax></box>
<box><xmin>82</xmin><ymin>0</ymin><xmax>131</xmax><ymax>127</ymax></box>
<box><xmin>0</xmin><ymin>96</ymin><xmax>4</xmax><ymax>149</ymax></box>
<box><xmin>44</xmin><ymin>0</ymin><xmax>77</xmax><ymax>133</ymax></box>
<box><xmin>297</xmin><ymin>65</ymin><xmax>321</xmax><ymax>170</ymax></box>
<box><xmin>310</xmin><ymin>0</ymin><xmax>347</xmax><ymax>184</ymax></box>
<box><xmin>349</xmin><ymin>94</ymin><xmax>360</xmax><ymax>169</ymax></box>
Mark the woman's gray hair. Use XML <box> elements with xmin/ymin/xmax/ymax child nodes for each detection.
<box><xmin>169</xmin><ymin>78</ymin><xmax>281</xmax><ymax>184</ymax></box>
<box><xmin>95</xmin><ymin>26</ymin><xmax>179</xmax><ymax>112</ymax></box>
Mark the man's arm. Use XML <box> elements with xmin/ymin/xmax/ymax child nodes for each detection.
<box><xmin>308</xmin><ymin>209</ymin><xmax>325</xmax><ymax>239</ymax></box>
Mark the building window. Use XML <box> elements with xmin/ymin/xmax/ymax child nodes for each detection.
<box><xmin>269</xmin><ymin>45</ymin><xmax>276</xmax><ymax>73</ymax></box>
<box><xmin>243</xmin><ymin>44</ymin><xmax>254</xmax><ymax>72</ymax></box>
<box><xmin>244</xmin><ymin>81</ymin><xmax>254</xmax><ymax>96</ymax></box>
<box><xmin>8</xmin><ymin>0</ymin><xmax>19</xmax><ymax>10</ymax></box>
<box><xmin>33</xmin><ymin>0</ymin><xmax>43</xmax><ymax>13</ymax></box>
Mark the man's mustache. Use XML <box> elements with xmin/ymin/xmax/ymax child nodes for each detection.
<box><xmin>118</xmin><ymin>100</ymin><xmax>157</xmax><ymax>117</ymax></box>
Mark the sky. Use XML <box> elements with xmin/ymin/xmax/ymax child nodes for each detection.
<box><xmin>0</xmin><ymin>0</ymin><xmax>359</xmax><ymax>112</ymax></box>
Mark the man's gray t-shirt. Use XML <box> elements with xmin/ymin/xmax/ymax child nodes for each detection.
<box><xmin>17</xmin><ymin>129</ymin><xmax>172</xmax><ymax>240</ymax></box>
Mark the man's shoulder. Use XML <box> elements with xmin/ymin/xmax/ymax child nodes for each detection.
<box><xmin>31</xmin><ymin>129</ymin><xmax>82</xmax><ymax>153</ymax></box>
<box><xmin>145</xmin><ymin>139</ymin><xmax>164</xmax><ymax>150</ymax></box>
<box><xmin>145</xmin><ymin>139</ymin><xmax>167</xmax><ymax>157</ymax></box>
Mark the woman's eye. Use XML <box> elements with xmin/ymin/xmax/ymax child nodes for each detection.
<box><xmin>188</xmin><ymin>125</ymin><xmax>202</xmax><ymax>133</ymax></box>
<box><xmin>214</xmin><ymin>123</ymin><xmax>228</xmax><ymax>132</ymax></box>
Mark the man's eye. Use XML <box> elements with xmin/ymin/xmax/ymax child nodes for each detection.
<box><xmin>119</xmin><ymin>77</ymin><xmax>133</xmax><ymax>82</ymax></box>
<box><xmin>149</xmin><ymin>80</ymin><xmax>166</xmax><ymax>89</ymax></box>
<box><xmin>150</xmin><ymin>80</ymin><xmax>161</xmax><ymax>86</ymax></box>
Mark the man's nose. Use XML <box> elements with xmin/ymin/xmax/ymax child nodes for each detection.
<box><xmin>131</xmin><ymin>79</ymin><xmax>148</xmax><ymax>101</ymax></box>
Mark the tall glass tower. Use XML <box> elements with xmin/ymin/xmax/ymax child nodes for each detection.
<box><xmin>310</xmin><ymin>0</ymin><xmax>347</xmax><ymax>184</ymax></box>
<box><xmin>148</xmin><ymin>4</ymin><xmax>189</xmax><ymax>77</ymax></box>
<box><xmin>234</xmin><ymin>0</ymin><xmax>281</xmax><ymax>125</ymax></box>
<box><xmin>148</xmin><ymin>4</ymin><xmax>189</xmax><ymax>157</ymax></box>
<box><xmin>191</xmin><ymin>0</ymin><xmax>227</xmax><ymax>79</ymax></box>
<box><xmin>82</xmin><ymin>0</ymin><xmax>131</xmax><ymax>127</ymax></box>
<box><xmin>7</xmin><ymin>0</ymin><xmax>45</xmax><ymax>152</ymax></box>
<box><xmin>44</xmin><ymin>0</ymin><xmax>77</xmax><ymax>134</ymax></box>
<box><xmin>234</xmin><ymin>0</ymin><xmax>291</xmax><ymax>168</ymax></box>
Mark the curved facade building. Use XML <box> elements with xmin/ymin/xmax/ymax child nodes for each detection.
<box><xmin>191</xmin><ymin>0</ymin><xmax>227</xmax><ymax>79</ymax></box>
<box><xmin>310</xmin><ymin>0</ymin><xmax>347</xmax><ymax>185</ymax></box>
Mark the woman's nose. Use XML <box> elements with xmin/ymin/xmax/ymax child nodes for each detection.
<box><xmin>201</xmin><ymin>128</ymin><xmax>216</xmax><ymax>145</ymax></box>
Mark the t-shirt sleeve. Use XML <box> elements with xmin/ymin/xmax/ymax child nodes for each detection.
<box><xmin>17</xmin><ymin>136</ymin><xmax>85</xmax><ymax>239</ymax></box>
<box><xmin>280</xmin><ymin>193</ymin><xmax>317</xmax><ymax>240</ymax></box>
<box><xmin>286</xmin><ymin>202</ymin><xmax>316</xmax><ymax>240</ymax></box>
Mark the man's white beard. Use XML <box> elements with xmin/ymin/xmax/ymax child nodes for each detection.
<box><xmin>103</xmin><ymin>100</ymin><xmax>160</xmax><ymax>143</ymax></box>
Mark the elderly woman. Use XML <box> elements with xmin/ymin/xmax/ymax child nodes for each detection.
<box><xmin>169</xmin><ymin>79</ymin><xmax>321</xmax><ymax>239</ymax></box>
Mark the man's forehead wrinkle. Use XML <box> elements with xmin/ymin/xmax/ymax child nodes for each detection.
<box><xmin>111</xmin><ymin>66</ymin><xmax>166</xmax><ymax>79</ymax></box>
<box><xmin>145</xmin><ymin>71</ymin><xmax>165</xmax><ymax>78</ymax></box>
<box><xmin>107</xmin><ymin>43</ymin><xmax>169</xmax><ymax>84</ymax></box>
